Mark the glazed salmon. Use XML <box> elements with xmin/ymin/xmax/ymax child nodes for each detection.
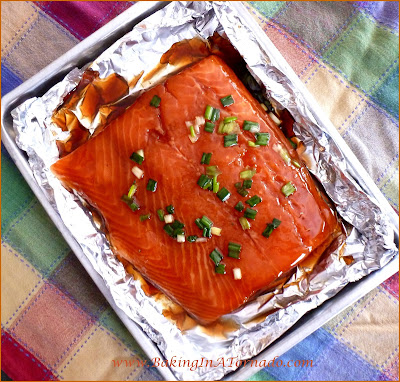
<box><xmin>51</xmin><ymin>56</ymin><xmax>339</xmax><ymax>324</ymax></box>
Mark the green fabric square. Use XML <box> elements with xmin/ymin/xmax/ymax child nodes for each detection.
<box><xmin>249</xmin><ymin>1</ymin><xmax>287</xmax><ymax>19</ymax></box>
<box><xmin>99</xmin><ymin>306</ymin><xmax>148</xmax><ymax>357</ymax></box>
<box><xmin>371</xmin><ymin>65</ymin><xmax>399</xmax><ymax>119</ymax></box>
<box><xmin>2</xmin><ymin>199</ymin><xmax>69</xmax><ymax>276</ymax></box>
<box><xmin>323</xmin><ymin>15</ymin><xmax>399</xmax><ymax>93</ymax></box>
<box><xmin>1</xmin><ymin>152</ymin><xmax>35</xmax><ymax>231</ymax></box>
<box><xmin>247</xmin><ymin>369</ymin><xmax>276</xmax><ymax>381</ymax></box>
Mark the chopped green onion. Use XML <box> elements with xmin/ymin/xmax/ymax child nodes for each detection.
<box><xmin>240</xmin><ymin>169</ymin><xmax>256</xmax><ymax>179</ymax></box>
<box><xmin>224</xmin><ymin>134</ymin><xmax>238</xmax><ymax>147</ymax></box>
<box><xmin>237</xmin><ymin>188</ymin><xmax>249</xmax><ymax>197</ymax></box>
<box><xmin>121</xmin><ymin>195</ymin><xmax>139</xmax><ymax>211</ymax></box>
<box><xmin>195</xmin><ymin>218</ymin><xmax>205</xmax><ymax>230</ymax></box>
<box><xmin>132</xmin><ymin>166</ymin><xmax>144</xmax><ymax>179</ymax></box>
<box><xmin>239</xmin><ymin>217</ymin><xmax>251</xmax><ymax>230</ymax></box>
<box><xmin>200</xmin><ymin>215</ymin><xmax>213</xmax><ymax>229</ymax></box>
<box><xmin>220</xmin><ymin>95</ymin><xmax>234</xmax><ymax>107</ymax></box>
<box><xmin>164</xmin><ymin>214</ymin><xmax>174</xmax><ymax>224</ymax></box>
<box><xmin>189</xmin><ymin>125</ymin><xmax>196</xmax><ymax>138</ymax></box>
<box><xmin>171</xmin><ymin>220</ymin><xmax>184</xmax><ymax>230</ymax></box>
<box><xmin>224</xmin><ymin>116</ymin><xmax>238</xmax><ymax>123</ymax></box>
<box><xmin>244</xmin><ymin>208</ymin><xmax>258</xmax><ymax>220</ymax></box>
<box><xmin>235</xmin><ymin>201</ymin><xmax>245</xmax><ymax>212</ymax></box>
<box><xmin>157</xmin><ymin>209</ymin><xmax>165</xmax><ymax>222</ymax></box>
<box><xmin>288</xmin><ymin>138</ymin><xmax>297</xmax><ymax>149</ymax></box>
<box><xmin>279</xmin><ymin>148</ymin><xmax>291</xmax><ymax>165</ymax></box>
<box><xmin>127</xmin><ymin>183</ymin><xmax>137</xmax><ymax>198</ymax></box>
<box><xmin>228</xmin><ymin>242</ymin><xmax>242</xmax><ymax>259</ymax></box>
<box><xmin>210</xmin><ymin>108</ymin><xmax>220</xmax><ymax>122</ymax></box>
<box><xmin>206</xmin><ymin>165</ymin><xmax>221</xmax><ymax>177</ymax></box>
<box><xmin>211</xmin><ymin>226</ymin><xmax>222</xmax><ymax>236</ymax></box>
<box><xmin>243</xmin><ymin>120</ymin><xmax>260</xmax><ymax>133</ymax></box>
<box><xmin>209</xmin><ymin>248</ymin><xmax>223</xmax><ymax>265</ymax></box>
<box><xmin>130</xmin><ymin>152</ymin><xmax>144</xmax><ymax>165</ymax></box>
<box><xmin>233</xmin><ymin>267</ymin><xmax>242</xmax><ymax>280</ymax></box>
<box><xmin>212</xmin><ymin>175</ymin><xmax>220</xmax><ymax>193</ymax></box>
<box><xmin>146</xmin><ymin>179</ymin><xmax>157</xmax><ymax>192</ymax></box>
<box><xmin>248</xmin><ymin>141</ymin><xmax>258</xmax><ymax>147</ymax></box>
<box><xmin>204</xmin><ymin>122</ymin><xmax>215</xmax><ymax>133</ymax></box>
<box><xmin>173</xmin><ymin>228</ymin><xmax>185</xmax><ymax>236</ymax></box>
<box><xmin>217</xmin><ymin>187</ymin><xmax>231</xmax><ymax>202</ymax></box>
<box><xmin>255</xmin><ymin>132</ymin><xmax>270</xmax><ymax>146</ymax></box>
<box><xmin>243</xmin><ymin>179</ymin><xmax>253</xmax><ymax>189</ymax></box>
<box><xmin>129</xmin><ymin>201</ymin><xmax>139</xmax><ymax>211</ymax></box>
<box><xmin>262</xmin><ymin>218</ymin><xmax>281</xmax><ymax>238</ymax></box>
<box><xmin>215</xmin><ymin>263</ymin><xmax>226</xmax><ymax>274</ymax></box>
<box><xmin>187</xmin><ymin>235</ymin><xmax>198</xmax><ymax>242</ymax></box>
<box><xmin>140</xmin><ymin>213</ymin><xmax>151</xmax><ymax>222</ymax></box>
<box><xmin>150</xmin><ymin>95</ymin><xmax>161</xmax><ymax>107</ymax></box>
<box><xmin>281</xmin><ymin>181</ymin><xmax>296</xmax><ymax>197</ymax></box>
<box><xmin>234</xmin><ymin>182</ymin><xmax>242</xmax><ymax>189</ymax></box>
<box><xmin>203</xmin><ymin>227</ymin><xmax>212</xmax><ymax>238</ymax></box>
<box><xmin>246</xmin><ymin>195</ymin><xmax>262</xmax><ymax>207</ymax></box>
<box><xmin>163</xmin><ymin>224</ymin><xmax>174</xmax><ymax>237</ymax></box>
<box><xmin>166</xmin><ymin>205</ymin><xmax>175</xmax><ymax>214</ymax></box>
<box><xmin>204</xmin><ymin>105</ymin><xmax>214</xmax><ymax>120</ymax></box>
<box><xmin>198</xmin><ymin>174</ymin><xmax>212</xmax><ymax>189</ymax></box>
<box><xmin>201</xmin><ymin>152</ymin><xmax>212</xmax><ymax>165</ymax></box>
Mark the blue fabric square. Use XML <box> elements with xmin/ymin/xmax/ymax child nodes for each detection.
<box><xmin>1</xmin><ymin>63</ymin><xmax>22</xmax><ymax>96</ymax></box>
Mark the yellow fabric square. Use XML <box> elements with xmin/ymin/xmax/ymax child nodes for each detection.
<box><xmin>1</xmin><ymin>2</ymin><xmax>39</xmax><ymax>55</ymax></box>
<box><xmin>337</xmin><ymin>289</ymin><xmax>399</xmax><ymax>367</ymax></box>
<box><xmin>1</xmin><ymin>242</ymin><xmax>43</xmax><ymax>328</ymax></box>
<box><xmin>305</xmin><ymin>63</ymin><xmax>367</xmax><ymax>132</ymax></box>
<box><xmin>58</xmin><ymin>326</ymin><xmax>142</xmax><ymax>381</ymax></box>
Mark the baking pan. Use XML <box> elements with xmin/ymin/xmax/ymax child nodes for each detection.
<box><xmin>2</xmin><ymin>2</ymin><xmax>398</xmax><ymax>381</ymax></box>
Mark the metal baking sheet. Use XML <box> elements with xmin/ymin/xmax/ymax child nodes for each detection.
<box><xmin>2</xmin><ymin>2</ymin><xmax>398</xmax><ymax>381</ymax></box>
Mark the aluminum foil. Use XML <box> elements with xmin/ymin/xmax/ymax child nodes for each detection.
<box><xmin>11</xmin><ymin>1</ymin><xmax>398</xmax><ymax>380</ymax></box>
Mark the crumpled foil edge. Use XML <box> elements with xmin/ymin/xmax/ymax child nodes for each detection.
<box><xmin>11</xmin><ymin>2</ymin><xmax>398</xmax><ymax>381</ymax></box>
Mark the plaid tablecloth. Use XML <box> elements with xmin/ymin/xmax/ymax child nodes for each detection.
<box><xmin>1</xmin><ymin>2</ymin><xmax>398</xmax><ymax>381</ymax></box>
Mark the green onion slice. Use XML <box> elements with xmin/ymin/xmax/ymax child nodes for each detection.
<box><xmin>212</xmin><ymin>175</ymin><xmax>220</xmax><ymax>193</ymax></box>
<box><xmin>255</xmin><ymin>132</ymin><xmax>270</xmax><ymax>146</ymax></box>
<box><xmin>157</xmin><ymin>209</ymin><xmax>165</xmax><ymax>221</ymax></box>
<box><xmin>127</xmin><ymin>183</ymin><xmax>137</xmax><ymax>198</ymax></box>
<box><xmin>163</xmin><ymin>224</ymin><xmax>174</xmax><ymax>237</ymax></box>
<box><xmin>200</xmin><ymin>215</ymin><xmax>213</xmax><ymax>229</ymax></box>
<box><xmin>210</xmin><ymin>108</ymin><xmax>220</xmax><ymax>122</ymax></box>
<box><xmin>235</xmin><ymin>201</ymin><xmax>245</xmax><ymax>212</ymax></box>
<box><xmin>189</xmin><ymin>125</ymin><xmax>196</xmax><ymax>138</ymax></box>
<box><xmin>240</xmin><ymin>169</ymin><xmax>256</xmax><ymax>179</ymax></box>
<box><xmin>173</xmin><ymin>228</ymin><xmax>185</xmax><ymax>236</ymax></box>
<box><xmin>237</xmin><ymin>188</ymin><xmax>249</xmax><ymax>197</ymax></box>
<box><xmin>246</xmin><ymin>195</ymin><xmax>262</xmax><ymax>207</ymax></box>
<box><xmin>140</xmin><ymin>213</ymin><xmax>151</xmax><ymax>222</ymax></box>
<box><xmin>198</xmin><ymin>174</ymin><xmax>212</xmax><ymax>189</ymax></box>
<box><xmin>248</xmin><ymin>141</ymin><xmax>258</xmax><ymax>147</ymax></box>
<box><xmin>243</xmin><ymin>120</ymin><xmax>260</xmax><ymax>133</ymax></box>
<box><xmin>201</xmin><ymin>152</ymin><xmax>212</xmax><ymax>165</ymax></box>
<box><xmin>209</xmin><ymin>248</ymin><xmax>223</xmax><ymax>265</ymax></box>
<box><xmin>224</xmin><ymin>134</ymin><xmax>238</xmax><ymax>147</ymax></box>
<box><xmin>195</xmin><ymin>218</ymin><xmax>205</xmax><ymax>230</ymax></box>
<box><xmin>228</xmin><ymin>242</ymin><xmax>242</xmax><ymax>259</ymax></box>
<box><xmin>130</xmin><ymin>152</ymin><xmax>144</xmax><ymax>165</ymax></box>
<box><xmin>220</xmin><ymin>95</ymin><xmax>234</xmax><ymax>107</ymax></box>
<box><xmin>215</xmin><ymin>263</ymin><xmax>226</xmax><ymax>274</ymax></box>
<box><xmin>281</xmin><ymin>181</ymin><xmax>296</xmax><ymax>197</ymax></box>
<box><xmin>217</xmin><ymin>187</ymin><xmax>231</xmax><ymax>202</ymax></box>
<box><xmin>203</xmin><ymin>227</ymin><xmax>212</xmax><ymax>238</ymax></box>
<box><xmin>146</xmin><ymin>179</ymin><xmax>157</xmax><ymax>192</ymax></box>
<box><xmin>204</xmin><ymin>122</ymin><xmax>215</xmax><ymax>133</ymax></box>
<box><xmin>224</xmin><ymin>116</ymin><xmax>238</xmax><ymax>123</ymax></box>
<box><xmin>244</xmin><ymin>208</ymin><xmax>258</xmax><ymax>220</ymax></box>
<box><xmin>288</xmin><ymin>138</ymin><xmax>297</xmax><ymax>149</ymax></box>
<box><xmin>150</xmin><ymin>95</ymin><xmax>161</xmax><ymax>107</ymax></box>
<box><xmin>171</xmin><ymin>220</ymin><xmax>184</xmax><ymax>230</ymax></box>
<box><xmin>166</xmin><ymin>205</ymin><xmax>175</xmax><ymax>214</ymax></box>
<box><xmin>204</xmin><ymin>105</ymin><xmax>214</xmax><ymax>120</ymax></box>
<box><xmin>239</xmin><ymin>217</ymin><xmax>251</xmax><ymax>230</ymax></box>
<box><xmin>187</xmin><ymin>235</ymin><xmax>198</xmax><ymax>242</ymax></box>
<box><xmin>243</xmin><ymin>179</ymin><xmax>253</xmax><ymax>189</ymax></box>
<box><xmin>206</xmin><ymin>165</ymin><xmax>221</xmax><ymax>177</ymax></box>
<box><xmin>262</xmin><ymin>218</ymin><xmax>281</xmax><ymax>238</ymax></box>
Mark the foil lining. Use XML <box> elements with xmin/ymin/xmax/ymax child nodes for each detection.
<box><xmin>11</xmin><ymin>2</ymin><xmax>398</xmax><ymax>381</ymax></box>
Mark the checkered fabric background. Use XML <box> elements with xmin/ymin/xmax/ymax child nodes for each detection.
<box><xmin>1</xmin><ymin>2</ymin><xmax>398</xmax><ymax>381</ymax></box>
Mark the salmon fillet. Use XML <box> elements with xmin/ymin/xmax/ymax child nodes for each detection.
<box><xmin>51</xmin><ymin>56</ymin><xmax>339</xmax><ymax>324</ymax></box>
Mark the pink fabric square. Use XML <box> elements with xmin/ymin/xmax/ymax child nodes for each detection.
<box><xmin>9</xmin><ymin>283</ymin><xmax>94</xmax><ymax>368</ymax></box>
